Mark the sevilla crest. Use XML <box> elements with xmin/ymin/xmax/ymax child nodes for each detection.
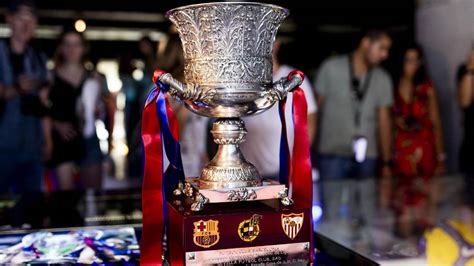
<box><xmin>281</xmin><ymin>213</ymin><xmax>304</xmax><ymax>240</ymax></box>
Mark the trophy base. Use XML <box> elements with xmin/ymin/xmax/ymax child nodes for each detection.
<box><xmin>167</xmin><ymin>199</ymin><xmax>312</xmax><ymax>265</ymax></box>
<box><xmin>173</xmin><ymin>178</ymin><xmax>293</xmax><ymax>212</ymax></box>
<box><xmin>199</xmin><ymin>165</ymin><xmax>262</xmax><ymax>189</ymax></box>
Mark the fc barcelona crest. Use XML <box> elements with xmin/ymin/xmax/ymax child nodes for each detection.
<box><xmin>192</xmin><ymin>219</ymin><xmax>220</xmax><ymax>248</ymax></box>
<box><xmin>238</xmin><ymin>214</ymin><xmax>262</xmax><ymax>242</ymax></box>
<box><xmin>281</xmin><ymin>213</ymin><xmax>304</xmax><ymax>240</ymax></box>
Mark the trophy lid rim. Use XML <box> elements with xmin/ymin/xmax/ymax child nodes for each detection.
<box><xmin>166</xmin><ymin>2</ymin><xmax>289</xmax><ymax>18</ymax></box>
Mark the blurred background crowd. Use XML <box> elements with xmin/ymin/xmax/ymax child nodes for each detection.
<box><xmin>0</xmin><ymin>0</ymin><xmax>473</xmax><ymax>264</ymax></box>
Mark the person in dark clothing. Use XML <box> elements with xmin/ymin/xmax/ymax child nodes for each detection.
<box><xmin>457</xmin><ymin>47</ymin><xmax>474</xmax><ymax>215</ymax></box>
<box><xmin>48</xmin><ymin>78</ymin><xmax>86</xmax><ymax>172</ymax></box>
<box><xmin>0</xmin><ymin>0</ymin><xmax>51</xmax><ymax>194</ymax></box>
<box><xmin>49</xmin><ymin>30</ymin><xmax>103</xmax><ymax>189</ymax></box>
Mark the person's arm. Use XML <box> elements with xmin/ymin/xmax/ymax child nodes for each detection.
<box><xmin>41</xmin><ymin>116</ymin><xmax>53</xmax><ymax>161</ymax></box>
<box><xmin>0</xmin><ymin>84</ymin><xmax>18</xmax><ymax>99</ymax></box>
<box><xmin>39</xmin><ymin>83</ymin><xmax>53</xmax><ymax>161</ymax></box>
<box><xmin>378</xmin><ymin>105</ymin><xmax>392</xmax><ymax>208</ymax></box>
<box><xmin>378</xmin><ymin>72</ymin><xmax>394</xmax><ymax>171</ymax></box>
<box><xmin>1</xmin><ymin>74</ymin><xmax>46</xmax><ymax>101</ymax></box>
<box><xmin>378</xmin><ymin>106</ymin><xmax>393</xmax><ymax>170</ymax></box>
<box><xmin>427</xmin><ymin>86</ymin><xmax>446</xmax><ymax>169</ymax></box>
<box><xmin>82</xmin><ymin>78</ymin><xmax>102</xmax><ymax>138</ymax></box>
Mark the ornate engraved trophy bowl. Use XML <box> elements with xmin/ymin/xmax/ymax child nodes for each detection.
<box><xmin>165</xmin><ymin>2</ymin><xmax>289</xmax><ymax>118</ymax></box>
<box><xmin>157</xmin><ymin>2</ymin><xmax>303</xmax><ymax>203</ymax></box>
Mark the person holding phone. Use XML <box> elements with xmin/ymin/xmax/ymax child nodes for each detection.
<box><xmin>314</xmin><ymin>29</ymin><xmax>393</xmax><ymax>224</ymax></box>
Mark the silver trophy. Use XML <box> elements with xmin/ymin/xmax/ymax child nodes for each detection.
<box><xmin>158</xmin><ymin>2</ymin><xmax>303</xmax><ymax>210</ymax></box>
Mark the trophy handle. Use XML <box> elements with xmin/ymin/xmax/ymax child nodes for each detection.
<box><xmin>272</xmin><ymin>70</ymin><xmax>305</xmax><ymax>99</ymax></box>
<box><xmin>261</xmin><ymin>70</ymin><xmax>305</xmax><ymax>106</ymax></box>
<box><xmin>153</xmin><ymin>70</ymin><xmax>216</xmax><ymax>105</ymax></box>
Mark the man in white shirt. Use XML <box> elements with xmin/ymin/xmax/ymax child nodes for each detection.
<box><xmin>181</xmin><ymin>113</ymin><xmax>209</xmax><ymax>177</ymax></box>
<box><xmin>241</xmin><ymin>40</ymin><xmax>317</xmax><ymax>180</ymax></box>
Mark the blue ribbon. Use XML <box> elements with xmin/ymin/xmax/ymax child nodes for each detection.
<box><xmin>155</xmin><ymin>91</ymin><xmax>185</xmax><ymax>195</ymax></box>
<box><xmin>278</xmin><ymin>99</ymin><xmax>290</xmax><ymax>186</ymax></box>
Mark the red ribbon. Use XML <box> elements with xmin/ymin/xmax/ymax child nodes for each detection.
<box><xmin>286</xmin><ymin>70</ymin><xmax>314</xmax><ymax>263</ymax></box>
<box><xmin>292</xmin><ymin>88</ymin><xmax>314</xmax><ymax>263</ymax></box>
<box><xmin>141</xmin><ymin>90</ymin><xmax>165</xmax><ymax>265</ymax></box>
<box><xmin>290</xmin><ymin>88</ymin><xmax>313</xmax><ymax>207</ymax></box>
<box><xmin>282</xmin><ymin>70</ymin><xmax>313</xmax><ymax>208</ymax></box>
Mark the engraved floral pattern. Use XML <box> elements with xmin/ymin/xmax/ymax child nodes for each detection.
<box><xmin>201</xmin><ymin>166</ymin><xmax>260</xmax><ymax>182</ymax></box>
<box><xmin>167</xmin><ymin>4</ymin><xmax>288</xmax><ymax>86</ymax></box>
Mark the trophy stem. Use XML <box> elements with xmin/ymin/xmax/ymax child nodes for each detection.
<box><xmin>199</xmin><ymin>118</ymin><xmax>262</xmax><ymax>189</ymax></box>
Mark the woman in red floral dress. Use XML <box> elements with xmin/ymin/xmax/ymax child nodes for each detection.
<box><xmin>392</xmin><ymin>45</ymin><xmax>446</xmax><ymax>238</ymax></box>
